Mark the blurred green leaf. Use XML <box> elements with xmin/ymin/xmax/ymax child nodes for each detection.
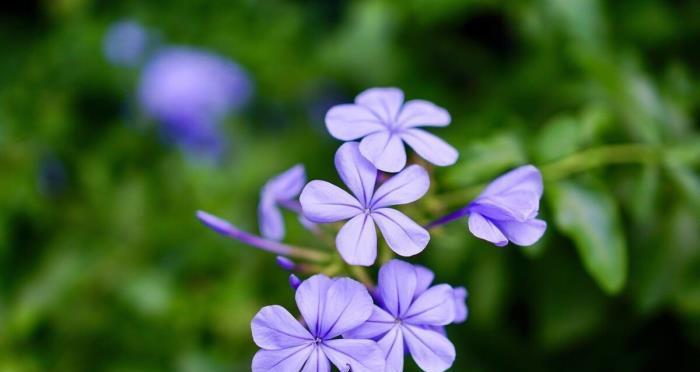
<box><xmin>547</xmin><ymin>180</ymin><xmax>627</xmax><ymax>294</ymax></box>
<box><xmin>444</xmin><ymin>133</ymin><xmax>526</xmax><ymax>187</ymax></box>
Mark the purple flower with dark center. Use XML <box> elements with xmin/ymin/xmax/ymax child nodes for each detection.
<box><xmin>103</xmin><ymin>19</ymin><xmax>150</xmax><ymax>67</ymax></box>
<box><xmin>345</xmin><ymin>260</ymin><xmax>460</xmax><ymax>372</ymax></box>
<box><xmin>251</xmin><ymin>274</ymin><xmax>385</xmax><ymax>372</ymax></box>
<box><xmin>258</xmin><ymin>164</ymin><xmax>308</xmax><ymax>241</ymax></box>
<box><xmin>325</xmin><ymin>87</ymin><xmax>458</xmax><ymax>173</ymax></box>
<box><xmin>138</xmin><ymin>47</ymin><xmax>252</xmax><ymax>159</ymax></box>
<box><xmin>427</xmin><ymin>165</ymin><xmax>546</xmax><ymax>247</ymax></box>
<box><xmin>300</xmin><ymin>142</ymin><xmax>430</xmax><ymax>266</ymax></box>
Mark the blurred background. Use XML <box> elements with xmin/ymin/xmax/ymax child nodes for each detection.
<box><xmin>1</xmin><ymin>0</ymin><xmax>699</xmax><ymax>371</ymax></box>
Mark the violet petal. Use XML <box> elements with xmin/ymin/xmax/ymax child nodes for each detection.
<box><xmin>370</xmin><ymin>164</ymin><xmax>430</xmax><ymax>209</ymax></box>
<box><xmin>377</xmin><ymin>259</ymin><xmax>418</xmax><ymax>318</ymax></box>
<box><xmin>335</xmin><ymin>214</ymin><xmax>378</xmax><ymax>266</ymax></box>
<box><xmin>325</xmin><ymin>104</ymin><xmax>385</xmax><ymax>141</ymax></box>
<box><xmin>467</xmin><ymin>212</ymin><xmax>508</xmax><ymax>246</ymax></box>
<box><xmin>397</xmin><ymin>99</ymin><xmax>451</xmax><ymax>129</ymax></box>
<box><xmin>251</xmin><ymin>305</ymin><xmax>313</xmax><ymax>349</ymax></box>
<box><xmin>299</xmin><ymin>180</ymin><xmax>362</xmax><ymax>223</ymax></box>
<box><xmin>359</xmin><ymin>132</ymin><xmax>406</xmax><ymax>173</ymax></box>
<box><xmin>403</xmin><ymin>324</ymin><xmax>456</xmax><ymax>372</ymax></box>
<box><xmin>401</xmin><ymin>128</ymin><xmax>458</xmax><ymax>167</ymax></box>
<box><xmin>372</xmin><ymin>208</ymin><xmax>430</xmax><ymax>257</ymax></box>
<box><xmin>321</xmin><ymin>339</ymin><xmax>385</xmax><ymax>372</ymax></box>
<box><xmin>335</xmin><ymin>142</ymin><xmax>377</xmax><ymax>206</ymax></box>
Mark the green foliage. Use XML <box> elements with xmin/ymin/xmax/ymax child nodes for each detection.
<box><xmin>1</xmin><ymin>0</ymin><xmax>699</xmax><ymax>370</ymax></box>
<box><xmin>548</xmin><ymin>180</ymin><xmax>627</xmax><ymax>294</ymax></box>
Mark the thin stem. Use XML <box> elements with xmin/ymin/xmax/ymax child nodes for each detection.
<box><xmin>540</xmin><ymin>143</ymin><xmax>661</xmax><ymax>181</ymax></box>
<box><xmin>436</xmin><ymin>143</ymin><xmax>661</xmax><ymax>208</ymax></box>
<box><xmin>350</xmin><ymin>266</ymin><xmax>375</xmax><ymax>289</ymax></box>
<box><xmin>197</xmin><ymin>211</ymin><xmax>329</xmax><ymax>263</ymax></box>
<box><xmin>425</xmin><ymin>206</ymin><xmax>470</xmax><ymax>230</ymax></box>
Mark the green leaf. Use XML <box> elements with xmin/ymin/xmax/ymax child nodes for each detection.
<box><xmin>548</xmin><ymin>180</ymin><xmax>628</xmax><ymax>294</ymax></box>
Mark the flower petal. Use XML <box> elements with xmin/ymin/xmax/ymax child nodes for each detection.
<box><xmin>301</xmin><ymin>346</ymin><xmax>331</xmax><ymax>372</ymax></box>
<box><xmin>343</xmin><ymin>305</ymin><xmax>396</xmax><ymax>339</ymax></box>
<box><xmin>336</xmin><ymin>214</ymin><xmax>377</xmax><ymax>266</ymax></box>
<box><xmin>373</xmin><ymin>208</ymin><xmax>430</xmax><ymax>257</ymax></box>
<box><xmin>354</xmin><ymin>87</ymin><xmax>404</xmax><ymax>127</ymax></box>
<box><xmin>296</xmin><ymin>274</ymin><xmax>334</xmax><ymax>337</ymax></box>
<box><xmin>359</xmin><ymin>132</ymin><xmax>406</xmax><ymax>173</ymax></box>
<box><xmin>370</xmin><ymin>165</ymin><xmax>430</xmax><ymax>209</ymax></box>
<box><xmin>404</xmin><ymin>284</ymin><xmax>455</xmax><ymax>326</ymax></box>
<box><xmin>378</xmin><ymin>326</ymin><xmax>405</xmax><ymax>372</ymax></box>
<box><xmin>258</xmin><ymin>202</ymin><xmax>285</xmax><ymax>241</ymax></box>
<box><xmin>252</xmin><ymin>344</ymin><xmax>314</xmax><ymax>372</ymax></box>
<box><xmin>300</xmin><ymin>180</ymin><xmax>362</xmax><ymax>223</ymax></box>
<box><xmin>400</xmin><ymin>128</ymin><xmax>458</xmax><ymax>167</ymax></box>
<box><xmin>322</xmin><ymin>339</ymin><xmax>385</xmax><ymax>372</ymax></box>
<box><xmin>397</xmin><ymin>99</ymin><xmax>451</xmax><ymax>128</ymax></box>
<box><xmin>252</xmin><ymin>305</ymin><xmax>313</xmax><ymax>349</ymax></box>
<box><xmin>413</xmin><ymin>265</ymin><xmax>435</xmax><ymax>299</ymax></box>
<box><xmin>262</xmin><ymin>164</ymin><xmax>307</xmax><ymax>202</ymax></box>
<box><xmin>467</xmin><ymin>212</ymin><xmax>508</xmax><ymax>246</ymax></box>
<box><xmin>403</xmin><ymin>325</ymin><xmax>456</xmax><ymax>372</ymax></box>
<box><xmin>471</xmin><ymin>190</ymin><xmax>540</xmax><ymax>222</ymax></box>
<box><xmin>452</xmin><ymin>287</ymin><xmax>469</xmax><ymax>324</ymax></box>
<box><xmin>480</xmin><ymin>164</ymin><xmax>543</xmax><ymax>199</ymax></box>
<box><xmin>335</xmin><ymin>142</ymin><xmax>377</xmax><ymax>206</ymax></box>
<box><xmin>320</xmin><ymin>278</ymin><xmax>374</xmax><ymax>339</ymax></box>
<box><xmin>377</xmin><ymin>259</ymin><xmax>417</xmax><ymax>318</ymax></box>
<box><xmin>325</xmin><ymin>104</ymin><xmax>386</xmax><ymax>141</ymax></box>
<box><xmin>494</xmin><ymin>218</ymin><xmax>547</xmax><ymax>246</ymax></box>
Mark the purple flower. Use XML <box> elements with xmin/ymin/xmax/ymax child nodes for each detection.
<box><xmin>258</xmin><ymin>164</ymin><xmax>307</xmax><ymax>241</ymax></box>
<box><xmin>138</xmin><ymin>47</ymin><xmax>252</xmax><ymax>158</ymax></box>
<box><xmin>345</xmin><ymin>260</ymin><xmax>459</xmax><ymax>372</ymax></box>
<box><xmin>325</xmin><ymin>87</ymin><xmax>458</xmax><ymax>173</ymax></box>
<box><xmin>251</xmin><ymin>274</ymin><xmax>385</xmax><ymax>372</ymax></box>
<box><xmin>467</xmin><ymin>165</ymin><xmax>546</xmax><ymax>246</ymax></box>
<box><xmin>300</xmin><ymin>142</ymin><xmax>430</xmax><ymax>266</ymax></box>
<box><xmin>103</xmin><ymin>19</ymin><xmax>150</xmax><ymax>67</ymax></box>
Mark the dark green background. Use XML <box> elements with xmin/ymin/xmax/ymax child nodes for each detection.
<box><xmin>1</xmin><ymin>0</ymin><xmax>699</xmax><ymax>371</ymax></box>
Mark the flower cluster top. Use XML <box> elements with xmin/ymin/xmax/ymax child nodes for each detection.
<box><xmin>198</xmin><ymin>87</ymin><xmax>547</xmax><ymax>371</ymax></box>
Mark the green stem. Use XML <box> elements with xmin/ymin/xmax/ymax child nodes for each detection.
<box><xmin>540</xmin><ymin>144</ymin><xmax>660</xmax><ymax>181</ymax></box>
<box><xmin>437</xmin><ymin>144</ymin><xmax>661</xmax><ymax>208</ymax></box>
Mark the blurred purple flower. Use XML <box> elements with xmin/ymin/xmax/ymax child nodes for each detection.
<box><xmin>345</xmin><ymin>260</ymin><xmax>459</xmax><ymax>372</ymax></box>
<box><xmin>300</xmin><ymin>142</ymin><xmax>430</xmax><ymax>266</ymax></box>
<box><xmin>467</xmin><ymin>165</ymin><xmax>546</xmax><ymax>246</ymax></box>
<box><xmin>138</xmin><ymin>47</ymin><xmax>252</xmax><ymax>159</ymax></box>
<box><xmin>251</xmin><ymin>274</ymin><xmax>385</xmax><ymax>372</ymax></box>
<box><xmin>103</xmin><ymin>20</ymin><xmax>150</xmax><ymax>67</ymax></box>
<box><xmin>258</xmin><ymin>164</ymin><xmax>307</xmax><ymax>241</ymax></box>
<box><xmin>325</xmin><ymin>87</ymin><xmax>458</xmax><ymax>173</ymax></box>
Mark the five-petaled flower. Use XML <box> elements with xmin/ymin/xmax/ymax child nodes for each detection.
<box><xmin>300</xmin><ymin>142</ymin><xmax>430</xmax><ymax>266</ymax></box>
<box><xmin>258</xmin><ymin>164</ymin><xmax>308</xmax><ymax>241</ymax></box>
<box><xmin>325</xmin><ymin>87</ymin><xmax>458</xmax><ymax>173</ymax></box>
<box><xmin>346</xmin><ymin>260</ymin><xmax>464</xmax><ymax>372</ymax></box>
<box><xmin>251</xmin><ymin>274</ymin><xmax>385</xmax><ymax>372</ymax></box>
<box><xmin>467</xmin><ymin>165</ymin><xmax>546</xmax><ymax>246</ymax></box>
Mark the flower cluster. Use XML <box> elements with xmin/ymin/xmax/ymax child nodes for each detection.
<box><xmin>198</xmin><ymin>87</ymin><xmax>546</xmax><ymax>371</ymax></box>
